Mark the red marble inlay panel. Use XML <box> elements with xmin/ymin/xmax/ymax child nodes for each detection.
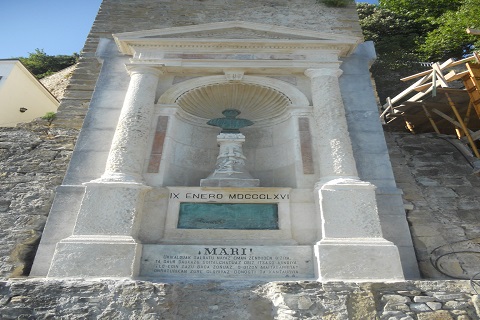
<box><xmin>298</xmin><ymin>117</ymin><xmax>314</xmax><ymax>174</ymax></box>
<box><xmin>147</xmin><ymin>116</ymin><xmax>169</xmax><ymax>173</ymax></box>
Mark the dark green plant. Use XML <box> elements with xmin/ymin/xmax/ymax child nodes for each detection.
<box><xmin>418</xmin><ymin>0</ymin><xmax>480</xmax><ymax>60</ymax></box>
<box><xmin>357</xmin><ymin>3</ymin><xmax>425</xmax><ymax>68</ymax></box>
<box><xmin>376</xmin><ymin>0</ymin><xmax>480</xmax><ymax>61</ymax></box>
<box><xmin>42</xmin><ymin>112</ymin><xmax>56</xmax><ymax>125</ymax></box>
<box><xmin>317</xmin><ymin>0</ymin><xmax>351</xmax><ymax>7</ymax></box>
<box><xmin>18</xmin><ymin>49</ymin><xmax>78</xmax><ymax>79</ymax></box>
<box><xmin>357</xmin><ymin>3</ymin><xmax>429</xmax><ymax>101</ymax></box>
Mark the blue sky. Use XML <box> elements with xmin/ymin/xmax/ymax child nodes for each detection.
<box><xmin>0</xmin><ymin>0</ymin><xmax>377</xmax><ymax>59</ymax></box>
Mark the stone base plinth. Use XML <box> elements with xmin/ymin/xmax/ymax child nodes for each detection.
<box><xmin>200</xmin><ymin>178</ymin><xmax>260</xmax><ymax>187</ymax></box>
<box><xmin>47</xmin><ymin>237</ymin><xmax>141</xmax><ymax>278</ymax></box>
<box><xmin>317</xmin><ymin>178</ymin><xmax>384</xmax><ymax>239</ymax></box>
<box><xmin>140</xmin><ymin>244</ymin><xmax>314</xmax><ymax>280</ymax></box>
<box><xmin>314</xmin><ymin>239</ymin><xmax>404</xmax><ymax>281</ymax></box>
<box><xmin>313</xmin><ymin>178</ymin><xmax>405</xmax><ymax>280</ymax></box>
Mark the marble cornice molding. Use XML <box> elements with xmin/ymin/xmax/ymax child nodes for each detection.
<box><xmin>126</xmin><ymin>41</ymin><xmax>352</xmax><ymax>55</ymax></box>
<box><xmin>114</xmin><ymin>21</ymin><xmax>361</xmax><ymax>59</ymax></box>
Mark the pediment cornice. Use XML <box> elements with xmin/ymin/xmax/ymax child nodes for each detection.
<box><xmin>113</xmin><ymin>21</ymin><xmax>361</xmax><ymax>58</ymax></box>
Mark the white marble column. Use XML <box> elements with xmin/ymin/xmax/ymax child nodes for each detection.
<box><xmin>48</xmin><ymin>65</ymin><xmax>162</xmax><ymax>278</ymax></box>
<box><xmin>305</xmin><ymin>68</ymin><xmax>358</xmax><ymax>182</ymax></box>
<box><xmin>102</xmin><ymin>65</ymin><xmax>163</xmax><ymax>183</ymax></box>
<box><xmin>305</xmin><ymin>68</ymin><xmax>404</xmax><ymax>281</ymax></box>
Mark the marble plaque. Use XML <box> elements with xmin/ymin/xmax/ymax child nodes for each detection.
<box><xmin>140</xmin><ymin>245</ymin><xmax>314</xmax><ymax>280</ymax></box>
<box><xmin>177</xmin><ymin>203</ymin><xmax>278</xmax><ymax>230</ymax></box>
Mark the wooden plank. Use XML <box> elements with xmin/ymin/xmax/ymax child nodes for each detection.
<box><xmin>388</xmin><ymin>74</ymin><xmax>432</xmax><ymax>105</ymax></box>
<box><xmin>465</xmin><ymin>62</ymin><xmax>480</xmax><ymax>118</ymax></box>
<box><xmin>401</xmin><ymin>70</ymin><xmax>433</xmax><ymax>82</ymax></box>
<box><xmin>431</xmin><ymin>108</ymin><xmax>465</xmax><ymax>130</ymax></box>
<box><xmin>444</xmin><ymin>70</ymin><xmax>456</xmax><ymax>81</ymax></box>
<box><xmin>422</xmin><ymin>104</ymin><xmax>440</xmax><ymax>134</ymax></box>
<box><xmin>432</xmin><ymin>63</ymin><xmax>449</xmax><ymax>88</ymax></box>
<box><xmin>448</xmin><ymin>55</ymin><xmax>477</xmax><ymax>68</ymax></box>
<box><xmin>464</xmin><ymin>101</ymin><xmax>473</xmax><ymax>127</ymax></box>
<box><xmin>400</xmin><ymin>57</ymin><xmax>476</xmax><ymax>82</ymax></box>
<box><xmin>445</xmin><ymin>92</ymin><xmax>480</xmax><ymax>158</ymax></box>
<box><xmin>467</xmin><ymin>28</ymin><xmax>480</xmax><ymax>35</ymax></box>
<box><xmin>407</xmin><ymin>85</ymin><xmax>434</xmax><ymax>102</ymax></box>
<box><xmin>462</xmin><ymin>130</ymin><xmax>480</xmax><ymax>142</ymax></box>
<box><xmin>414</xmin><ymin>82</ymin><xmax>433</xmax><ymax>92</ymax></box>
<box><xmin>445</xmin><ymin>70</ymin><xmax>470</xmax><ymax>81</ymax></box>
<box><xmin>379</xmin><ymin>97</ymin><xmax>393</xmax><ymax>120</ymax></box>
<box><xmin>400</xmin><ymin>59</ymin><xmax>454</xmax><ymax>82</ymax></box>
<box><xmin>471</xmin><ymin>130</ymin><xmax>480</xmax><ymax>141</ymax></box>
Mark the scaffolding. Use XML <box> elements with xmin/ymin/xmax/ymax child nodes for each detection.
<box><xmin>381</xmin><ymin>52</ymin><xmax>480</xmax><ymax>158</ymax></box>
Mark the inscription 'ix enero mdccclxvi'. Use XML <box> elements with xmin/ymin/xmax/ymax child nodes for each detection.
<box><xmin>169</xmin><ymin>192</ymin><xmax>289</xmax><ymax>200</ymax></box>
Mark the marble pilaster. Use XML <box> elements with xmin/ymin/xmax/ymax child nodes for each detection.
<box><xmin>305</xmin><ymin>68</ymin><xmax>404</xmax><ymax>281</ymax></box>
<box><xmin>102</xmin><ymin>65</ymin><xmax>163</xmax><ymax>183</ymax></box>
<box><xmin>48</xmin><ymin>65</ymin><xmax>162</xmax><ymax>278</ymax></box>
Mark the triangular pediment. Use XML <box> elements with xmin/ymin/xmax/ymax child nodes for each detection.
<box><xmin>113</xmin><ymin>21</ymin><xmax>361</xmax><ymax>56</ymax></box>
<box><xmin>143</xmin><ymin>27</ymin><xmax>324</xmax><ymax>41</ymax></box>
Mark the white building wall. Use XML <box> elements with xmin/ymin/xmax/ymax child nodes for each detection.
<box><xmin>0</xmin><ymin>61</ymin><xmax>58</xmax><ymax>127</ymax></box>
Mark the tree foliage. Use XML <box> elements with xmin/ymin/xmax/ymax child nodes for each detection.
<box><xmin>375</xmin><ymin>0</ymin><xmax>480</xmax><ymax>61</ymax></box>
<box><xmin>358</xmin><ymin>0</ymin><xmax>480</xmax><ymax>100</ymax></box>
<box><xmin>419</xmin><ymin>0</ymin><xmax>480</xmax><ymax>60</ymax></box>
<box><xmin>18</xmin><ymin>49</ymin><xmax>79</xmax><ymax>79</ymax></box>
<box><xmin>378</xmin><ymin>0</ymin><xmax>462</xmax><ymax>21</ymax></box>
<box><xmin>357</xmin><ymin>3</ymin><xmax>423</xmax><ymax>68</ymax></box>
<box><xmin>317</xmin><ymin>0</ymin><xmax>352</xmax><ymax>7</ymax></box>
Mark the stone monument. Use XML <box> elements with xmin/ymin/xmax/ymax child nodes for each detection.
<box><xmin>30</xmin><ymin>16</ymin><xmax>418</xmax><ymax>281</ymax></box>
<box><xmin>200</xmin><ymin>109</ymin><xmax>259</xmax><ymax>187</ymax></box>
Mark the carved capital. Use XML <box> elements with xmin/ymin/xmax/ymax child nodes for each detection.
<box><xmin>304</xmin><ymin>68</ymin><xmax>342</xmax><ymax>79</ymax></box>
<box><xmin>126</xmin><ymin>64</ymin><xmax>165</xmax><ymax>77</ymax></box>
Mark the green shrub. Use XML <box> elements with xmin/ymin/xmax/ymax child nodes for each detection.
<box><xmin>317</xmin><ymin>0</ymin><xmax>352</xmax><ymax>7</ymax></box>
<box><xmin>42</xmin><ymin>112</ymin><xmax>56</xmax><ymax>125</ymax></box>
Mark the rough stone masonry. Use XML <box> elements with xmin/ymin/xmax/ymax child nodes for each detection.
<box><xmin>2</xmin><ymin>0</ymin><xmax>480</xmax><ymax>319</ymax></box>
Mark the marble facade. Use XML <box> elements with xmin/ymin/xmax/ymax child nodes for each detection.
<box><xmin>31</xmin><ymin>21</ymin><xmax>417</xmax><ymax>281</ymax></box>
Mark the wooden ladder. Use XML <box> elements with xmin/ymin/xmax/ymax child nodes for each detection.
<box><xmin>463</xmin><ymin>62</ymin><xmax>480</xmax><ymax>118</ymax></box>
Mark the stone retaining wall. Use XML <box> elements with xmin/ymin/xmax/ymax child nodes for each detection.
<box><xmin>386</xmin><ymin>132</ymin><xmax>480</xmax><ymax>279</ymax></box>
<box><xmin>0</xmin><ymin>121</ymin><xmax>78</xmax><ymax>278</ymax></box>
<box><xmin>0</xmin><ymin>279</ymin><xmax>478</xmax><ymax>319</ymax></box>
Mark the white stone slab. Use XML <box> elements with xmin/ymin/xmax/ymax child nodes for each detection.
<box><xmin>140</xmin><ymin>245</ymin><xmax>314</xmax><ymax>280</ymax></box>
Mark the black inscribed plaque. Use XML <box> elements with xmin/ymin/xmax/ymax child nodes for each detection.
<box><xmin>177</xmin><ymin>203</ymin><xmax>278</xmax><ymax>230</ymax></box>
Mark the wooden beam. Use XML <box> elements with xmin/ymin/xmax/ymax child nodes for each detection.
<box><xmin>467</xmin><ymin>28</ymin><xmax>480</xmax><ymax>35</ymax></box>
<box><xmin>414</xmin><ymin>82</ymin><xmax>433</xmax><ymax>92</ymax></box>
<box><xmin>462</xmin><ymin>130</ymin><xmax>480</xmax><ymax>142</ymax></box>
<box><xmin>380</xmin><ymin>97</ymin><xmax>393</xmax><ymax>121</ymax></box>
<box><xmin>400</xmin><ymin>59</ymin><xmax>455</xmax><ymax>82</ymax></box>
<box><xmin>431</xmin><ymin>108</ymin><xmax>466</xmax><ymax>130</ymax></box>
<box><xmin>445</xmin><ymin>70</ymin><xmax>470</xmax><ymax>82</ymax></box>
<box><xmin>422</xmin><ymin>104</ymin><xmax>440</xmax><ymax>134</ymax></box>
<box><xmin>408</xmin><ymin>85</ymin><xmax>434</xmax><ymax>102</ymax></box>
<box><xmin>464</xmin><ymin>101</ymin><xmax>474</xmax><ymax>126</ymax></box>
<box><xmin>445</xmin><ymin>92</ymin><xmax>480</xmax><ymax>158</ymax></box>
<box><xmin>388</xmin><ymin>74</ymin><xmax>431</xmax><ymax>105</ymax></box>
<box><xmin>400</xmin><ymin>56</ymin><xmax>477</xmax><ymax>83</ymax></box>
<box><xmin>432</xmin><ymin>63</ymin><xmax>449</xmax><ymax>88</ymax></box>
<box><xmin>401</xmin><ymin>70</ymin><xmax>434</xmax><ymax>82</ymax></box>
<box><xmin>448</xmin><ymin>55</ymin><xmax>477</xmax><ymax>68</ymax></box>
